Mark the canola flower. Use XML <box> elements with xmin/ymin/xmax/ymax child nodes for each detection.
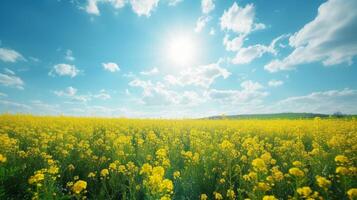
<box><xmin>0</xmin><ymin>115</ymin><xmax>356</xmax><ymax>199</ymax></box>
<box><xmin>0</xmin><ymin>153</ymin><xmax>7</xmax><ymax>163</ymax></box>
<box><xmin>72</xmin><ymin>180</ymin><xmax>87</xmax><ymax>194</ymax></box>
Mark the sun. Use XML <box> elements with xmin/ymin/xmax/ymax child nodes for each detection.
<box><xmin>166</xmin><ymin>34</ymin><xmax>197</xmax><ymax>66</ymax></box>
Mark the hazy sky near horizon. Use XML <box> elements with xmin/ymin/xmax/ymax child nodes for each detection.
<box><xmin>0</xmin><ymin>0</ymin><xmax>357</xmax><ymax>118</ymax></box>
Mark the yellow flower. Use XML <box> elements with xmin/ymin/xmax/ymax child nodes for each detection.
<box><xmin>335</xmin><ymin>155</ymin><xmax>349</xmax><ymax>163</ymax></box>
<box><xmin>297</xmin><ymin>186</ymin><xmax>312</xmax><ymax>198</ymax></box>
<box><xmin>200</xmin><ymin>194</ymin><xmax>208</xmax><ymax>200</ymax></box>
<box><xmin>152</xmin><ymin>166</ymin><xmax>165</xmax><ymax>177</ymax></box>
<box><xmin>88</xmin><ymin>172</ymin><xmax>96</xmax><ymax>178</ymax></box>
<box><xmin>66</xmin><ymin>181</ymin><xmax>74</xmax><ymax>187</ymax></box>
<box><xmin>336</xmin><ymin>166</ymin><xmax>349</xmax><ymax>175</ymax></box>
<box><xmin>100</xmin><ymin>169</ymin><xmax>109</xmax><ymax>177</ymax></box>
<box><xmin>292</xmin><ymin>161</ymin><xmax>302</xmax><ymax>167</ymax></box>
<box><xmin>109</xmin><ymin>163</ymin><xmax>117</xmax><ymax>170</ymax></box>
<box><xmin>226</xmin><ymin>189</ymin><xmax>236</xmax><ymax>199</ymax></box>
<box><xmin>118</xmin><ymin>165</ymin><xmax>126</xmax><ymax>173</ymax></box>
<box><xmin>140</xmin><ymin>163</ymin><xmax>153</xmax><ymax>175</ymax></box>
<box><xmin>263</xmin><ymin>195</ymin><xmax>278</xmax><ymax>200</ymax></box>
<box><xmin>173</xmin><ymin>171</ymin><xmax>180</xmax><ymax>179</ymax></box>
<box><xmin>347</xmin><ymin>188</ymin><xmax>357</xmax><ymax>200</ymax></box>
<box><xmin>289</xmin><ymin>167</ymin><xmax>305</xmax><ymax>177</ymax></box>
<box><xmin>156</xmin><ymin>148</ymin><xmax>167</xmax><ymax>159</ymax></box>
<box><xmin>256</xmin><ymin>182</ymin><xmax>271</xmax><ymax>192</ymax></box>
<box><xmin>220</xmin><ymin>140</ymin><xmax>234</xmax><ymax>150</ymax></box>
<box><xmin>48</xmin><ymin>166</ymin><xmax>59</xmax><ymax>174</ymax></box>
<box><xmin>68</xmin><ymin>164</ymin><xmax>75</xmax><ymax>171</ymax></box>
<box><xmin>28</xmin><ymin>173</ymin><xmax>45</xmax><ymax>185</ymax></box>
<box><xmin>0</xmin><ymin>154</ymin><xmax>7</xmax><ymax>163</ymax></box>
<box><xmin>316</xmin><ymin>175</ymin><xmax>331</xmax><ymax>189</ymax></box>
<box><xmin>72</xmin><ymin>180</ymin><xmax>87</xmax><ymax>194</ymax></box>
<box><xmin>252</xmin><ymin>158</ymin><xmax>267</xmax><ymax>171</ymax></box>
<box><xmin>219</xmin><ymin>178</ymin><xmax>225</xmax><ymax>184</ymax></box>
<box><xmin>160</xmin><ymin>179</ymin><xmax>173</xmax><ymax>192</ymax></box>
<box><xmin>261</xmin><ymin>152</ymin><xmax>272</xmax><ymax>162</ymax></box>
<box><xmin>160</xmin><ymin>196</ymin><xmax>171</xmax><ymax>200</ymax></box>
<box><xmin>213</xmin><ymin>192</ymin><xmax>223</xmax><ymax>200</ymax></box>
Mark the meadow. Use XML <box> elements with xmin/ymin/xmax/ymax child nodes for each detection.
<box><xmin>0</xmin><ymin>115</ymin><xmax>356</xmax><ymax>200</ymax></box>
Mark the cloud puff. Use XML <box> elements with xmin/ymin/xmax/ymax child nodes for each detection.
<box><xmin>65</xmin><ymin>49</ymin><xmax>75</xmax><ymax>61</ymax></box>
<box><xmin>273</xmin><ymin>88</ymin><xmax>357</xmax><ymax>114</ymax></box>
<box><xmin>230</xmin><ymin>34</ymin><xmax>288</xmax><ymax>64</ymax></box>
<box><xmin>0</xmin><ymin>100</ymin><xmax>31</xmax><ymax>111</ymax></box>
<box><xmin>220</xmin><ymin>2</ymin><xmax>264</xmax><ymax>34</ymax></box>
<box><xmin>164</xmin><ymin>62</ymin><xmax>231</xmax><ymax>88</ymax></box>
<box><xmin>54</xmin><ymin>86</ymin><xmax>78</xmax><ymax>97</ymax></box>
<box><xmin>201</xmin><ymin>0</ymin><xmax>214</xmax><ymax>14</ymax></box>
<box><xmin>93</xmin><ymin>89</ymin><xmax>111</xmax><ymax>100</ymax></box>
<box><xmin>129</xmin><ymin>79</ymin><xmax>203</xmax><ymax>106</ymax></box>
<box><xmin>265</xmin><ymin>0</ymin><xmax>357</xmax><ymax>72</ymax></box>
<box><xmin>0</xmin><ymin>92</ymin><xmax>7</xmax><ymax>98</ymax></box>
<box><xmin>168</xmin><ymin>0</ymin><xmax>183</xmax><ymax>6</ymax></box>
<box><xmin>86</xmin><ymin>0</ymin><xmax>125</xmax><ymax>15</ymax></box>
<box><xmin>194</xmin><ymin>16</ymin><xmax>211</xmax><ymax>33</ymax></box>
<box><xmin>102</xmin><ymin>62</ymin><xmax>120</xmax><ymax>72</ymax></box>
<box><xmin>0</xmin><ymin>69</ymin><xmax>24</xmax><ymax>90</ymax></box>
<box><xmin>268</xmin><ymin>80</ymin><xmax>284</xmax><ymax>87</ymax></box>
<box><xmin>49</xmin><ymin>64</ymin><xmax>80</xmax><ymax>77</ymax></box>
<box><xmin>207</xmin><ymin>80</ymin><xmax>268</xmax><ymax>105</ymax></box>
<box><xmin>140</xmin><ymin>67</ymin><xmax>159</xmax><ymax>75</ymax></box>
<box><xmin>54</xmin><ymin>86</ymin><xmax>92</xmax><ymax>103</ymax></box>
<box><xmin>130</xmin><ymin>0</ymin><xmax>159</xmax><ymax>17</ymax></box>
<box><xmin>0</xmin><ymin>48</ymin><xmax>24</xmax><ymax>63</ymax></box>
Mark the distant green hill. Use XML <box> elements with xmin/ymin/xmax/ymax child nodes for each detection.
<box><xmin>205</xmin><ymin>113</ymin><xmax>356</xmax><ymax>120</ymax></box>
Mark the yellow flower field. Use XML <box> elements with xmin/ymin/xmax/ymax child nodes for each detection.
<box><xmin>0</xmin><ymin>114</ymin><xmax>356</xmax><ymax>200</ymax></box>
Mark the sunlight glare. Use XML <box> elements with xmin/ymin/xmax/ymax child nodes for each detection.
<box><xmin>166</xmin><ymin>34</ymin><xmax>197</xmax><ymax>66</ymax></box>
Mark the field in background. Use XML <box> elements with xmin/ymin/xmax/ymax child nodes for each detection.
<box><xmin>0</xmin><ymin>115</ymin><xmax>356</xmax><ymax>200</ymax></box>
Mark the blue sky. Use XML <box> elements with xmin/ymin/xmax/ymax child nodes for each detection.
<box><xmin>0</xmin><ymin>0</ymin><xmax>357</xmax><ymax>118</ymax></box>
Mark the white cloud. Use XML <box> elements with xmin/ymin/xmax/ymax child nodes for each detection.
<box><xmin>102</xmin><ymin>62</ymin><xmax>120</xmax><ymax>72</ymax></box>
<box><xmin>273</xmin><ymin>88</ymin><xmax>357</xmax><ymax>114</ymax></box>
<box><xmin>201</xmin><ymin>0</ymin><xmax>214</xmax><ymax>14</ymax></box>
<box><xmin>194</xmin><ymin>16</ymin><xmax>211</xmax><ymax>33</ymax></box>
<box><xmin>86</xmin><ymin>0</ymin><xmax>100</xmax><ymax>15</ymax></box>
<box><xmin>4</xmin><ymin>68</ymin><xmax>15</xmax><ymax>75</ymax></box>
<box><xmin>265</xmin><ymin>0</ymin><xmax>357</xmax><ymax>72</ymax></box>
<box><xmin>112</xmin><ymin>0</ymin><xmax>126</xmax><ymax>8</ymax></box>
<box><xmin>231</xmin><ymin>34</ymin><xmax>288</xmax><ymax>64</ymax></box>
<box><xmin>93</xmin><ymin>89</ymin><xmax>111</xmax><ymax>100</ymax></box>
<box><xmin>31</xmin><ymin>100</ymin><xmax>60</xmax><ymax>114</ymax></box>
<box><xmin>0</xmin><ymin>71</ymin><xmax>24</xmax><ymax>90</ymax></box>
<box><xmin>209</xmin><ymin>28</ymin><xmax>215</xmax><ymax>35</ymax></box>
<box><xmin>268</xmin><ymin>80</ymin><xmax>284</xmax><ymax>87</ymax></box>
<box><xmin>168</xmin><ymin>0</ymin><xmax>183</xmax><ymax>6</ymax></box>
<box><xmin>65</xmin><ymin>49</ymin><xmax>75</xmax><ymax>61</ymax></box>
<box><xmin>49</xmin><ymin>64</ymin><xmax>80</xmax><ymax>77</ymax></box>
<box><xmin>54</xmin><ymin>86</ymin><xmax>93</xmax><ymax>103</ymax></box>
<box><xmin>130</xmin><ymin>0</ymin><xmax>159</xmax><ymax>17</ymax></box>
<box><xmin>0</xmin><ymin>100</ymin><xmax>31</xmax><ymax>111</ymax></box>
<box><xmin>85</xmin><ymin>0</ymin><xmax>126</xmax><ymax>15</ymax></box>
<box><xmin>207</xmin><ymin>80</ymin><xmax>268</xmax><ymax>105</ymax></box>
<box><xmin>164</xmin><ymin>62</ymin><xmax>231</xmax><ymax>88</ymax></box>
<box><xmin>140</xmin><ymin>67</ymin><xmax>159</xmax><ymax>75</ymax></box>
<box><xmin>0</xmin><ymin>48</ymin><xmax>24</xmax><ymax>63</ymax></box>
<box><xmin>232</xmin><ymin>44</ymin><xmax>273</xmax><ymax>64</ymax></box>
<box><xmin>129</xmin><ymin>79</ymin><xmax>203</xmax><ymax>106</ymax></box>
<box><xmin>54</xmin><ymin>86</ymin><xmax>78</xmax><ymax>97</ymax></box>
<box><xmin>220</xmin><ymin>2</ymin><xmax>264</xmax><ymax>34</ymax></box>
<box><xmin>223</xmin><ymin>34</ymin><xmax>245</xmax><ymax>51</ymax></box>
<box><xmin>241</xmin><ymin>80</ymin><xmax>263</xmax><ymax>91</ymax></box>
<box><xmin>0</xmin><ymin>92</ymin><xmax>7</xmax><ymax>98</ymax></box>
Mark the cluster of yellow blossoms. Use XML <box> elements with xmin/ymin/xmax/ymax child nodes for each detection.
<box><xmin>0</xmin><ymin>115</ymin><xmax>356</xmax><ymax>199</ymax></box>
